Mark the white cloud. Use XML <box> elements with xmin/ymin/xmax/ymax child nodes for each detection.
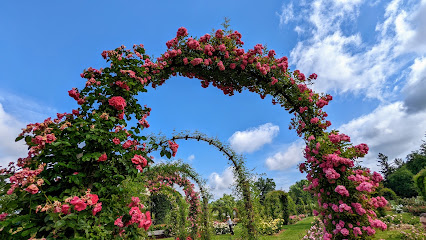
<box><xmin>265</xmin><ymin>140</ymin><xmax>305</xmax><ymax>171</ymax></box>
<box><xmin>283</xmin><ymin>0</ymin><xmax>424</xmax><ymax>101</ymax></box>
<box><xmin>0</xmin><ymin>103</ymin><xmax>28</xmax><ymax>168</ymax></box>
<box><xmin>0</xmin><ymin>92</ymin><xmax>56</xmax><ymax>168</ymax></box>
<box><xmin>278</xmin><ymin>3</ymin><xmax>294</xmax><ymax>26</ymax></box>
<box><xmin>187</xmin><ymin>154</ymin><xmax>195</xmax><ymax>161</ymax></box>
<box><xmin>402</xmin><ymin>57</ymin><xmax>426</xmax><ymax>113</ymax></box>
<box><xmin>294</xmin><ymin>26</ymin><xmax>304</xmax><ymax>35</ymax></box>
<box><xmin>208</xmin><ymin>167</ymin><xmax>235</xmax><ymax>199</ymax></box>
<box><xmin>229</xmin><ymin>123</ymin><xmax>279</xmax><ymax>153</ymax></box>
<box><xmin>339</xmin><ymin>101</ymin><xmax>426</xmax><ymax>171</ymax></box>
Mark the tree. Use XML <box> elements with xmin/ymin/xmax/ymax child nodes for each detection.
<box><xmin>210</xmin><ymin>194</ymin><xmax>236</xmax><ymax>220</ymax></box>
<box><xmin>377</xmin><ymin>153</ymin><xmax>396</xmax><ymax>186</ymax></box>
<box><xmin>254</xmin><ymin>177</ymin><xmax>276</xmax><ymax>204</ymax></box>
<box><xmin>406</xmin><ymin>147</ymin><xmax>426</xmax><ymax>175</ymax></box>
<box><xmin>288</xmin><ymin>179</ymin><xmax>314</xmax><ymax>205</ymax></box>
<box><xmin>387</xmin><ymin>166</ymin><xmax>417</xmax><ymax>198</ymax></box>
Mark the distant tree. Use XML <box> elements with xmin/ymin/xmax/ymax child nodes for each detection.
<box><xmin>377</xmin><ymin>153</ymin><xmax>396</xmax><ymax>186</ymax></box>
<box><xmin>210</xmin><ymin>194</ymin><xmax>237</xmax><ymax>220</ymax></box>
<box><xmin>288</xmin><ymin>179</ymin><xmax>314</xmax><ymax>205</ymax></box>
<box><xmin>406</xmin><ymin>145</ymin><xmax>426</xmax><ymax>175</ymax></box>
<box><xmin>254</xmin><ymin>177</ymin><xmax>276</xmax><ymax>204</ymax></box>
<box><xmin>387</xmin><ymin>165</ymin><xmax>417</xmax><ymax>198</ymax></box>
<box><xmin>394</xmin><ymin>158</ymin><xmax>405</xmax><ymax>168</ymax></box>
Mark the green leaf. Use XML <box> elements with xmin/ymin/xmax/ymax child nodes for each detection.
<box><xmin>15</xmin><ymin>135</ymin><xmax>24</xmax><ymax>142</ymax></box>
<box><xmin>54</xmin><ymin>220</ymin><xmax>66</xmax><ymax>229</ymax></box>
<box><xmin>165</xmin><ymin>151</ymin><xmax>172</xmax><ymax>159</ymax></box>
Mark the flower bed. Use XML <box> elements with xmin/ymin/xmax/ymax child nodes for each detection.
<box><xmin>212</xmin><ymin>221</ymin><xmax>232</xmax><ymax>235</ymax></box>
<box><xmin>258</xmin><ymin>218</ymin><xmax>285</xmax><ymax>235</ymax></box>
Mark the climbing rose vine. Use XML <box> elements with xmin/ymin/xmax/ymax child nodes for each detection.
<box><xmin>0</xmin><ymin>26</ymin><xmax>386</xmax><ymax>240</ymax></box>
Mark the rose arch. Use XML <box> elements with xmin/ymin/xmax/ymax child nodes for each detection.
<box><xmin>147</xmin><ymin>131</ymin><xmax>255</xmax><ymax>238</ymax></box>
<box><xmin>0</xmin><ymin>26</ymin><xmax>388</xmax><ymax>240</ymax></box>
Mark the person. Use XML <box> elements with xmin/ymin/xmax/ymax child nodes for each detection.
<box><xmin>227</xmin><ymin>215</ymin><xmax>234</xmax><ymax>235</ymax></box>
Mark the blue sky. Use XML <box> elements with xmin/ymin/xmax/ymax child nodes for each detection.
<box><xmin>1</xmin><ymin>0</ymin><xmax>426</xmax><ymax>199</ymax></box>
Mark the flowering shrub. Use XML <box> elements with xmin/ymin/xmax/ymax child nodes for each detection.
<box><xmin>289</xmin><ymin>214</ymin><xmax>307</xmax><ymax>224</ymax></box>
<box><xmin>396</xmin><ymin>197</ymin><xmax>426</xmax><ymax>216</ymax></box>
<box><xmin>302</xmin><ymin>217</ymin><xmax>325</xmax><ymax>240</ymax></box>
<box><xmin>212</xmin><ymin>221</ymin><xmax>231</xmax><ymax>235</ymax></box>
<box><xmin>0</xmin><ymin>24</ymin><xmax>390</xmax><ymax>239</ymax></box>
<box><xmin>257</xmin><ymin>218</ymin><xmax>285</xmax><ymax>235</ymax></box>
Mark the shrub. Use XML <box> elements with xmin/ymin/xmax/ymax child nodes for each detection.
<box><xmin>257</xmin><ymin>218</ymin><xmax>285</xmax><ymax>235</ymax></box>
<box><xmin>302</xmin><ymin>217</ymin><xmax>325</xmax><ymax>240</ymax></box>
<box><xmin>379</xmin><ymin>187</ymin><xmax>398</xmax><ymax>201</ymax></box>
<box><xmin>264</xmin><ymin>190</ymin><xmax>289</xmax><ymax>225</ymax></box>
<box><xmin>414</xmin><ymin>168</ymin><xmax>426</xmax><ymax>201</ymax></box>
<box><xmin>212</xmin><ymin>221</ymin><xmax>231</xmax><ymax>235</ymax></box>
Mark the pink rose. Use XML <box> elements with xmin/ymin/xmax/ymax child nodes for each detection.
<box><xmin>25</xmin><ymin>184</ymin><xmax>39</xmax><ymax>194</ymax></box>
<box><xmin>98</xmin><ymin>153</ymin><xmax>107</xmax><ymax>162</ymax></box>
<box><xmin>61</xmin><ymin>204</ymin><xmax>70</xmax><ymax>214</ymax></box>
<box><xmin>92</xmin><ymin>203</ymin><xmax>102</xmax><ymax>216</ymax></box>
<box><xmin>108</xmin><ymin>96</ymin><xmax>127</xmax><ymax>111</ymax></box>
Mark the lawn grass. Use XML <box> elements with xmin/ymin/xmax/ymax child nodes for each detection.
<box><xmin>159</xmin><ymin>217</ymin><xmax>314</xmax><ymax>240</ymax></box>
<box><xmin>156</xmin><ymin>213</ymin><xmax>424</xmax><ymax>240</ymax></box>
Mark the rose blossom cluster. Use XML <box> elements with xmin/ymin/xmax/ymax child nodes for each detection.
<box><xmin>108</xmin><ymin>96</ymin><xmax>127</xmax><ymax>111</ymax></box>
<box><xmin>168</xmin><ymin>140</ymin><xmax>179</xmax><ymax>157</ymax></box>
<box><xmin>36</xmin><ymin>190</ymin><xmax>102</xmax><ymax>216</ymax></box>
<box><xmin>114</xmin><ymin>197</ymin><xmax>151</xmax><ymax>235</ymax></box>
<box><xmin>7</xmin><ymin>163</ymin><xmax>46</xmax><ymax>195</ymax></box>
<box><xmin>301</xmin><ymin>128</ymin><xmax>388</xmax><ymax>239</ymax></box>
<box><xmin>131</xmin><ymin>154</ymin><xmax>148</xmax><ymax>172</ymax></box>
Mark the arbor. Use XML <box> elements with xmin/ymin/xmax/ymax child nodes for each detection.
<box><xmin>0</xmin><ymin>25</ymin><xmax>388</xmax><ymax>240</ymax></box>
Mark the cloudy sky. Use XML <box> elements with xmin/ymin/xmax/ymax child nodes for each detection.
<box><xmin>1</xmin><ymin>0</ymin><xmax>425</xmax><ymax>199</ymax></box>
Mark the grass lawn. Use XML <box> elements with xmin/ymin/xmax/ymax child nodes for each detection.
<box><xmin>158</xmin><ymin>217</ymin><xmax>313</xmax><ymax>240</ymax></box>
<box><xmin>156</xmin><ymin>213</ymin><xmax>425</xmax><ymax>240</ymax></box>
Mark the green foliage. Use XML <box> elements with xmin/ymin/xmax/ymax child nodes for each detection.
<box><xmin>151</xmin><ymin>194</ymin><xmax>172</xmax><ymax>225</ymax></box>
<box><xmin>287</xmin><ymin>195</ymin><xmax>297</xmax><ymax>216</ymax></box>
<box><xmin>264</xmin><ymin>191</ymin><xmax>289</xmax><ymax>225</ymax></box>
<box><xmin>288</xmin><ymin>179</ymin><xmax>314</xmax><ymax>206</ymax></box>
<box><xmin>387</xmin><ymin>165</ymin><xmax>418</xmax><ymax>198</ymax></box>
<box><xmin>406</xmin><ymin>148</ymin><xmax>426</xmax><ymax>175</ymax></box>
<box><xmin>413</xmin><ymin>168</ymin><xmax>426</xmax><ymax>201</ymax></box>
<box><xmin>210</xmin><ymin>194</ymin><xmax>236</xmax><ymax>221</ymax></box>
<box><xmin>254</xmin><ymin>177</ymin><xmax>276</xmax><ymax>204</ymax></box>
<box><xmin>378</xmin><ymin>187</ymin><xmax>398</xmax><ymax>201</ymax></box>
<box><xmin>377</xmin><ymin>153</ymin><xmax>396</xmax><ymax>186</ymax></box>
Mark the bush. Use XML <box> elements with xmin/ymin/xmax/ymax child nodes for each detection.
<box><xmin>287</xmin><ymin>195</ymin><xmax>297</xmax><ymax>215</ymax></box>
<box><xmin>257</xmin><ymin>218</ymin><xmax>285</xmax><ymax>235</ymax></box>
<box><xmin>212</xmin><ymin>221</ymin><xmax>231</xmax><ymax>235</ymax></box>
<box><xmin>302</xmin><ymin>217</ymin><xmax>325</xmax><ymax>240</ymax></box>
<box><xmin>379</xmin><ymin>187</ymin><xmax>398</xmax><ymax>201</ymax></box>
<box><xmin>264</xmin><ymin>190</ymin><xmax>289</xmax><ymax>225</ymax></box>
<box><xmin>414</xmin><ymin>168</ymin><xmax>426</xmax><ymax>201</ymax></box>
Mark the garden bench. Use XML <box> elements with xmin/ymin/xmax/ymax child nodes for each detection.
<box><xmin>147</xmin><ymin>230</ymin><xmax>165</xmax><ymax>237</ymax></box>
